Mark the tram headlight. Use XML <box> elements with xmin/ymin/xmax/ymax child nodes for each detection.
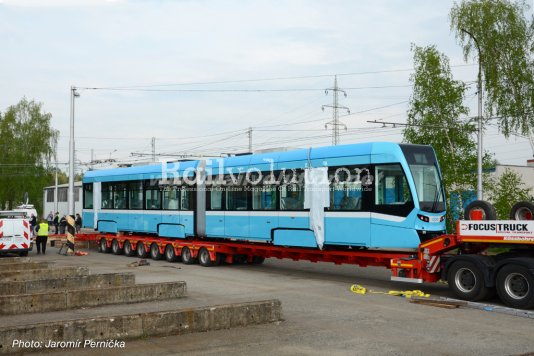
<box><xmin>417</xmin><ymin>214</ymin><xmax>429</xmax><ymax>223</ymax></box>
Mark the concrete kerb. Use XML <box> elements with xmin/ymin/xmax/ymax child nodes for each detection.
<box><xmin>439</xmin><ymin>297</ymin><xmax>534</xmax><ymax>319</ymax></box>
<box><xmin>0</xmin><ymin>281</ymin><xmax>187</xmax><ymax>315</ymax></box>
<box><xmin>0</xmin><ymin>272</ymin><xmax>136</xmax><ymax>295</ymax></box>
<box><xmin>0</xmin><ymin>257</ymin><xmax>32</xmax><ymax>264</ymax></box>
<box><xmin>0</xmin><ymin>267</ymin><xmax>89</xmax><ymax>282</ymax></box>
<box><xmin>0</xmin><ymin>299</ymin><xmax>283</xmax><ymax>354</ymax></box>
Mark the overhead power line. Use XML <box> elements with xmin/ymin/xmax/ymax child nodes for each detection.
<box><xmin>75</xmin><ymin>63</ymin><xmax>476</xmax><ymax>90</ymax></box>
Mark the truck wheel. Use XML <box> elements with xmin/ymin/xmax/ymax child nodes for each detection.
<box><xmin>150</xmin><ymin>243</ymin><xmax>163</xmax><ymax>260</ymax></box>
<box><xmin>136</xmin><ymin>242</ymin><xmax>148</xmax><ymax>258</ymax></box>
<box><xmin>99</xmin><ymin>238</ymin><xmax>111</xmax><ymax>253</ymax></box>
<box><xmin>496</xmin><ymin>264</ymin><xmax>534</xmax><ymax>309</ymax></box>
<box><xmin>123</xmin><ymin>241</ymin><xmax>135</xmax><ymax>257</ymax></box>
<box><xmin>111</xmin><ymin>239</ymin><xmax>123</xmax><ymax>255</ymax></box>
<box><xmin>165</xmin><ymin>244</ymin><xmax>178</xmax><ymax>262</ymax></box>
<box><xmin>198</xmin><ymin>247</ymin><xmax>214</xmax><ymax>267</ymax></box>
<box><xmin>181</xmin><ymin>247</ymin><xmax>196</xmax><ymax>265</ymax></box>
<box><xmin>464</xmin><ymin>200</ymin><xmax>497</xmax><ymax>220</ymax></box>
<box><xmin>510</xmin><ymin>201</ymin><xmax>534</xmax><ymax>220</ymax></box>
<box><xmin>448</xmin><ymin>260</ymin><xmax>490</xmax><ymax>301</ymax></box>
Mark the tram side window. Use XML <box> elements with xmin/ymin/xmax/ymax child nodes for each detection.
<box><xmin>329</xmin><ymin>167</ymin><xmax>366</xmax><ymax>211</ymax></box>
<box><xmin>375</xmin><ymin>164</ymin><xmax>412</xmax><ymax>206</ymax></box>
<box><xmin>226</xmin><ymin>186</ymin><xmax>248</xmax><ymax>211</ymax></box>
<box><xmin>83</xmin><ymin>184</ymin><xmax>93</xmax><ymax>209</ymax></box>
<box><xmin>163</xmin><ymin>188</ymin><xmax>179</xmax><ymax>210</ymax></box>
<box><xmin>280</xmin><ymin>184</ymin><xmax>304</xmax><ymax>210</ymax></box>
<box><xmin>181</xmin><ymin>187</ymin><xmax>192</xmax><ymax>210</ymax></box>
<box><xmin>145</xmin><ymin>188</ymin><xmax>161</xmax><ymax>210</ymax></box>
<box><xmin>101</xmin><ymin>183</ymin><xmax>113</xmax><ymax>209</ymax></box>
<box><xmin>208</xmin><ymin>187</ymin><xmax>224</xmax><ymax>210</ymax></box>
<box><xmin>128</xmin><ymin>181</ymin><xmax>143</xmax><ymax>210</ymax></box>
<box><xmin>113</xmin><ymin>183</ymin><xmax>128</xmax><ymax>209</ymax></box>
<box><xmin>252</xmin><ymin>186</ymin><xmax>277</xmax><ymax>210</ymax></box>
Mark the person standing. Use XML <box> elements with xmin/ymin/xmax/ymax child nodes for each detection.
<box><xmin>53</xmin><ymin>212</ymin><xmax>59</xmax><ymax>234</ymax></box>
<box><xmin>35</xmin><ymin>219</ymin><xmax>49</xmax><ymax>255</ymax></box>
<box><xmin>59</xmin><ymin>215</ymin><xmax>67</xmax><ymax>234</ymax></box>
<box><xmin>29</xmin><ymin>213</ymin><xmax>37</xmax><ymax>231</ymax></box>
<box><xmin>75</xmin><ymin>213</ymin><xmax>82</xmax><ymax>233</ymax></box>
<box><xmin>47</xmin><ymin>211</ymin><xmax>53</xmax><ymax>226</ymax></box>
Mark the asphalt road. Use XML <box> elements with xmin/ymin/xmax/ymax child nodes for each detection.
<box><xmin>13</xmin><ymin>247</ymin><xmax>534</xmax><ymax>355</ymax></box>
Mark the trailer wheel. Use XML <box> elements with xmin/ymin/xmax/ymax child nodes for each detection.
<box><xmin>496</xmin><ymin>264</ymin><xmax>534</xmax><ymax>309</ymax></box>
<box><xmin>510</xmin><ymin>201</ymin><xmax>534</xmax><ymax>221</ymax></box>
<box><xmin>251</xmin><ymin>256</ymin><xmax>265</xmax><ymax>264</ymax></box>
<box><xmin>123</xmin><ymin>241</ymin><xmax>135</xmax><ymax>257</ymax></box>
<box><xmin>19</xmin><ymin>251</ymin><xmax>28</xmax><ymax>257</ymax></box>
<box><xmin>233</xmin><ymin>254</ymin><xmax>247</xmax><ymax>264</ymax></box>
<box><xmin>111</xmin><ymin>239</ymin><xmax>123</xmax><ymax>255</ymax></box>
<box><xmin>165</xmin><ymin>244</ymin><xmax>178</xmax><ymax>262</ymax></box>
<box><xmin>99</xmin><ymin>238</ymin><xmax>111</xmax><ymax>253</ymax></box>
<box><xmin>181</xmin><ymin>247</ymin><xmax>196</xmax><ymax>265</ymax></box>
<box><xmin>448</xmin><ymin>261</ymin><xmax>490</xmax><ymax>301</ymax></box>
<box><xmin>150</xmin><ymin>243</ymin><xmax>163</xmax><ymax>260</ymax></box>
<box><xmin>198</xmin><ymin>247</ymin><xmax>214</xmax><ymax>267</ymax></box>
<box><xmin>464</xmin><ymin>200</ymin><xmax>497</xmax><ymax>220</ymax></box>
<box><xmin>136</xmin><ymin>242</ymin><xmax>148</xmax><ymax>258</ymax></box>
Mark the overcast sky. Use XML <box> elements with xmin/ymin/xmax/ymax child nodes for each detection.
<box><xmin>1</xmin><ymin>0</ymin><xmax>532</xmax><ymax>172</ymax></box>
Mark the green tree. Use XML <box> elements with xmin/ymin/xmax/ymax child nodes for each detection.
<box><xmin>0</xmin><ymin>98</ymin><xmax>59</xmax><ymax>211</ymax></box>
<box><xmin>487</xmin><ymin>168</ymin><xmax>533</xmax><ymax>219</ymax></box>
<box><xmin>450</xmin><ymin>0</ymin><xmax>534</xmax><ymax>137</ymax></box>
<box><xmin>404</xmin><ymin>45</ymin><xmax>492</xmax><ymax>229</ymax></box>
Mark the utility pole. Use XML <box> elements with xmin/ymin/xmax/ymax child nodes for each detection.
<box><xmin>323</xmin><ymin>76</ymin><xmax>350</xmax><ymax>145</ymax></box>
<box><xmin>461</xmin><ymin>29</ymin><xmax>483</xmax><ymax>200</ymax></box>
<box><xmin>151</xmin><ymin>137</ymin><xmax>156</xmax><ymax>163</ymax></box>
<box><xmin>68</xmin><ymin>86</ymin><xmax>79</xmax><ymax>216</ymax></box>
<box><xmin>90</xmin><ymin>149</ymin><xmax>94</xmax><ymax>170</ymax></box>
<box><xmin>247</xmin><ymin>127</ymin><xmax>253</xmax><ymax>153</ymax></box>
<box><xmin>54</xmin><ymin>142</ymin><xmax>58</xmax><ymax>214</ymax></box>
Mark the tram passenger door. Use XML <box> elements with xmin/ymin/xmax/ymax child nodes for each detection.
<box><xmin>370</xmin><ymin>163</ymin><xmax>417</xmax><ymax>248</ymax></box>
<box><xmin>324</xmin><ymin>167</ymin><xmax>371</xmax><ymax>247</ymax></box>
<box><xmin>205</xmin><ymin>188</ymin><xmax>225</xmax><ymax>237</ymax></box>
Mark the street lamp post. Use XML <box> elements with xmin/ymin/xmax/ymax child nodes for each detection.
<box><xmin>68</xmin><ymin>86</ymin><xmax>79</xmax><ymax>216</ymax></box>
<box><xmin>461</xmin><ymin>29</ymin><xmax>483</xmax><ymax>201</ymax></box>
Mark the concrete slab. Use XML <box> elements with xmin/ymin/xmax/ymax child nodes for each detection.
<box><xmin>0</xmin><ymin>262</ymin><xmax>50</xmax><ymax>271</ymax></box>
<box><xmin>0</xmin><ymin>272</ymin><xmax>135</xmax><ymax>295</ymax></box>
<box><xmin>0</xmin><ymin>266</ymin><xmax>89</xmax><ymax>282</ymax></box>
<box><xmin>0</xmin><ymin>299</ymin><xmax>282</xmax><ymax>354</ymax></box>
<box><xmin>0</xmin><ymin>281</ymin><xmax>187</xmax><ymax>315</ymax></box>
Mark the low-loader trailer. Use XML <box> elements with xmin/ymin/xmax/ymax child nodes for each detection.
<box><xmin>87</xmin><ymin>219</ymin><xmax>534</xmax><ymax>309</ymax></box>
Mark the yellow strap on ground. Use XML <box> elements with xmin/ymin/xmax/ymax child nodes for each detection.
<box><xmin>386</xmin><ymin>290</ymin><xmax>430</xmax><ymax>298</ymax></box>
<box><xmin>350</xmin><ymin>284</ymin><xmax>429</xmax><ymax>298</ymax></box>
<box><xmin>350</xmin><ymin>284</ymin><xmax>367</xmax><ymax>295</ymax></box>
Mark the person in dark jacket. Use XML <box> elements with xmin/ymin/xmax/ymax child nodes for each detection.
<box><xmin>75</xmin><ymin>213</ymin><xmax>82</xmax><ymax>233</ymax></box>
<box><xmin>29</xmin><ymin>214</ymin><xmax>37</xmax><ymax>239</ymax></box>
<box><xmin>59</xmin><ymin>215</ymin><xmax>67</xmax><ymax>234</ymax></box>
<box><xmin>53</xmin><ymin>212</ymin><xmax>59</xmax><ymax>234</ymax></box>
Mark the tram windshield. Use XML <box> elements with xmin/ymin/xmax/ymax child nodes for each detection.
<box><xmin>400</xmin><ymin>145</ymin><xmax>445</xmax><ymax>213</ymax></box>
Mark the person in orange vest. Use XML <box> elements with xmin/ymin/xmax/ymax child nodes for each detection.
<box><xmin>35</xmin><ymin>219</ymin><xmax>49</xmax><ymax>255</ymax></box>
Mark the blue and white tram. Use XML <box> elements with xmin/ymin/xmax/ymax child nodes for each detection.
<box><xmin>82</xmin><ymin>142</ymin><xmax>446</xmax><ymax>249</ymax></box>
